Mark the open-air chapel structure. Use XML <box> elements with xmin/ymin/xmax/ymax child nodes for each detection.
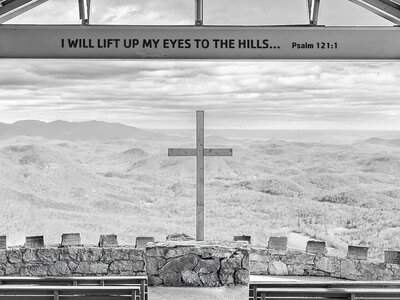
<box><xmin>0</xmin><ymin>0</ymin><xmax>400</xmax><ymax>299</ymax></box>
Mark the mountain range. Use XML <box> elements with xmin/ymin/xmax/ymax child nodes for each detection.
<box><xmin>0</xmin><ymin>120</ymin><xmax>154</xmax><ymax>141</ymax></box>
<box><xmin>0</xmin><ymin>120</ymin><xmax>399</xmax><ymax>261</ymax></box>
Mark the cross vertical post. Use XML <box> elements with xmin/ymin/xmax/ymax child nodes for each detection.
<box><xmin>196</xmin><ymin>111</ymin><xmax>205</xmax><ymax>241</ymax></box>
<box><xmin>168</xmin><ymin>111</ymin><xmax>233</xmax><ymax>241</ymax></box>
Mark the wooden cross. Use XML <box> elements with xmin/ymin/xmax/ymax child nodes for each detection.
<box><xmin>168</xmin><ymin>111</ymin><xmax>233</xmax><ymax>241</ymax></box>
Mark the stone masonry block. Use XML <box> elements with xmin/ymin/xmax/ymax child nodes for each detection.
<box><xmin>306</xmin><ymin>240</ymin><xmax>326</xmax><ymax>255</ymax></box>
<box><xmin>268</xmin><ymin>236</ymin><xmax>287</xmax><ymax>251</ymax></box>
<box><xmin>25</xmin><ymin>236</ymin><xmax>44</xmax><ymax>248</ymax></box>
<box><xmin>136</xmin><ymin>237</ymin><xmax>155</xmax><ymax>248</ymax></box>
<box><xmin>98</xmin><ymin>234</ymin><xmax>118</xmax><ymax>247</ymax></box>
<box><xmin>385</xmin><ymin>251</ymin><xmax>400</xmax><ymax>264</ymax></box>
<box><xmin>0</xmin><ymin>236</ymin><xmax>6</xmax><ymax>250</ymax></box>
<box><xmin>61</xmin><ymin>233</ymin><xmax>81</xmax><ymax>247</ymax></box>
<box><xmin>347</xmin><ymin>246</ymin><xmax>368</xmax><ymax>260</ymax></box>
<box><xmin>233</xmin><ymin>235</ymin><xmax>251</xmax><ymax>244</ymax></box>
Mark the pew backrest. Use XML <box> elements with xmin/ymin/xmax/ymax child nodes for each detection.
<box><xmin>0</xmin><ymin>285</ymin><xmax>141</xmax><ymax>300</ymax></box>
<box><xmin>0</xmin><ymin>276</ymin><xmax>148</xmax><ymax>300</ymax></box>
<box><xmin>256</xmin><ymin>287</ymin><xmax>400</xmax><ymax>300</ymax></box>
<box><xmin>249</xmin><ymin>281</ymin><xmax>400</xmax><ymax>300</ymax></box>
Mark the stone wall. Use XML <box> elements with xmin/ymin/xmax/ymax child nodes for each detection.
<box><xmin>251</xmin><ymin>247</ymin><xmax>400</xmax><ymax>280</ymax></box>
<box><xmin>146</xmin><ymin>241</ymin><xmax>249</xmax><ymax>287</ymax></box>
<box><xmin>4</xmin><ymin>233</ymin><xmax>400</xmax><ymax>284</ymax></box>
<box><xmin>0</xmin><ymin>241</ymin><xmax>249</xmax><ymax>287</ymax></box>
<box><xmin>0</xmin><ymin>247</ymin><xmax>146</xmax><ymax>277</ymax></box>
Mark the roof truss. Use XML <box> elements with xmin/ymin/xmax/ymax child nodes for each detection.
<box><xmin>0</xmin><ymin>0</ymin><xmax>49</xmax><ymax>24</ymax></box>
<box><xmin>348</xmin><ymin>0</ymin><xmax>400</xmax><ymax>24</ymax></box>
<box><xmin>0</xmin><ymin>0</ymin><xmax>400</xmax><ymax>25</ymax></box>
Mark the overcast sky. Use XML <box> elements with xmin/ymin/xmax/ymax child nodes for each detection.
<box><xmin>0</xmin><ymin>0</ymin><xmax>399</xmax><ymax>130</ymax></box>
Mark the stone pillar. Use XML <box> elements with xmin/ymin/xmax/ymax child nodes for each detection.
<box><xmin>306</xmin><ymin>240</ymin><xmax>326</xmax><ymax>254</ymax></box>
<box><xmin>146</xmin><ymin>241</ymin><xmax>249</xmax><ymax>287</ymax></box>
<box><xmin>25</xmin><ymin>236</ymin><xmax>44</xmax><ymax>248</ymax></box>
<box><xmin>135</xmin><ymin>237</ymin><xmax>155</xmax><ymax>248</ymax></box>
<box><xmin>385</xmin><ymin>251</ymin><xmax>400</xmax><ymax>264</ymax></box>
<box><xmin>98</xmin><ymin>234</ymin><xmax>118</xmax><ymax>247</ymax></box>
<box><xmin>233</xmin><ymin>235</ymin><xmax>251</xmax><ymax>244</ymax></box>
<box><xmin>268</xmin><ymin>236</ymin><xmax>287</xmax><ymax>251</ymax></box>
<box><xmin>61</xmin><ymin>233</ymin><xmax>81</xmax><ymax>247</ymax></box>
<box><xmin>347</xmin><ymin>246</ymin><xmax>368</xmax><ymax>260</ymax></box>
<box><xmin>0</xmin><ymin>236</ymin><xmax>6</xmax><ymax>250</ymax></box>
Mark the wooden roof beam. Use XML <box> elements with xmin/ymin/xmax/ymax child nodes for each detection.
<box><xmin>307</xmin><ymin>0</ymin><xmax>321</xmax><ymax>25</ymax></box>
<box><xmin>78</xmin><ymin>0</ymin><xmax>91</xmax><ymax>25</ymax></box>
<box><xmin>348</xmin><ymin>0</ymin><xmax>400</xmax><ymax>24</ymax></box>
<box><xmin>0</xmin><ymin>0</ymin><xmax>49</xmax><ymax>24</ymax></box>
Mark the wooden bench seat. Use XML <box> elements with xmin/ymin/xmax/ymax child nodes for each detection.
<box><xmin>0</xmin><ymin>276</ymin><xmax>148</xmax><ymax>300</ymax></box>
<box><xmin>255</xmin><ymin>287</ymin><xmax>400</xmax><ymax>300</ymax></box>
<box><xmin>0</xmin><ymin>285</ymin><xmax>140</xmax><ymax>300</ymax></box>
<box><xmin>250</xmin><ymin>281</ymin><xmax>400</xmax><ymax>300</ymax></box>
<box><xmin>250</xmin><ymin>281</ymin><xmax>400</xmax><ymax>288</ymax></box>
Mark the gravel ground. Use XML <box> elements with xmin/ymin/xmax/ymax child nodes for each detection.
<box><xmin>149</xmin><ymin>276</ymin><xmax>349</xmax><ymax>300</ymax></box>
<box><xmin>149</xmin><ymin>286</ymin><xmax>248</xmax><ymax>300</ymax></box>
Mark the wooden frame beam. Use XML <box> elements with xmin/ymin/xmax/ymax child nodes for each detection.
<box><xmin>307</xmin><ymin>0</ymin><xmax>321</xmax><ymax>25</ymax></box>
<box><xmin>168</xmin><ymin>111</ymin><xmax>233</xmax><ymax>241</ymax></box>
<box><xmin>0</xmin><ymin>25</ymin><xmax>399</xmax><ymax>60</ymax></box>
<box><xmin>348</xmin><ymin>0</ymin><xmax>400</xmax><ymax>24</ymax></box>
<box><xmin>168</xmin><ymin>148</ymin><xmax>232</xmax><ymax>156</ymax></box>
<box><xmin>195</xmin><ymin>0</ymin><xmax>203</xmax><ymax>26</ymax></box>
<box><xmin>196</xmin><ymin>110</ymin><xmax>205</xmax><ymax>241</ymax></box>
<box><xmin>0</xmin><ymin>0</ymin><xmax>49</xmax><ymax>24</ymax></box>
<box><xmin>78</xmin><ymin>0</ymin><xmax>91</xmax><ymax>25</ymax></box>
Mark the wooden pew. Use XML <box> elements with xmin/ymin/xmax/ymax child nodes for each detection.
<box><xmin>256</xmin><ymin>287</ymin><xmax>400</xmax><ymax>300</ymax></box>
<box><xmin>0</xmin><ymin>276</ymin><xmax>148</xmax><ymax>300</ymax></box>
<box><xmin>249</xmin><ymin>281</ymin><xmax>400</xmax><ymax>300</ymax></box>
<box><xmin>0</xmin><ymin>285</ymin><xmax>140</xmax><ymax>300</ymax></box>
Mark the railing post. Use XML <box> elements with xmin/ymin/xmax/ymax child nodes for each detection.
<box><xmin>140</xmin><ymin>279</ymin><xmax>145</xmax><ymax>300</ymax></box>
<box><xmin>195</xmin><ymin>0</ymin><xmax>203</xmax><ymax>26</ymax></box>
<box><xmin>131</xmin><ymin>289</ymin><xmax>136</xmax><ymax>300</ymax></box>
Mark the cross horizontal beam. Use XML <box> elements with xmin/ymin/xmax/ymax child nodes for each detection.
<box><xmin>168</xmin><ymin>148</ymin><xmax>233</xmax><ymax>156</ymax></box>
<box><xmin>0</xmin><ymin>25</ymin><xmax>399</xmax><ymax>60</ymax></box>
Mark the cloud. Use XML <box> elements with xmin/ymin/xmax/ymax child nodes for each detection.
<box><xmin>1</xmin><ymin>1</ymin><xmax>398</xmax><ymax>129</ymax></box>
<box><xmin>1</xmin><ymin>59</ymin><xmax>400</xmax><ymax>130</ymax></box>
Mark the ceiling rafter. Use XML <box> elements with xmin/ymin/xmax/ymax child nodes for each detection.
<box><xmin>0</xmin><ymin>0</ymin><xmax>49</xmax><ymax>24</ymax></box>
<box><xmin>307</xmin><ymin>0</ymin><xmax>321</xmax><ymax>25</ymax></box>
<box><xmin>347</xmin><ymin>0</ymin><xmax>400</xmax><ymax>24</ymax></box>
<box><xmin>0</xmin><ymin>0</ymin><xmax>400</xmax><ymax>26</ymax></box>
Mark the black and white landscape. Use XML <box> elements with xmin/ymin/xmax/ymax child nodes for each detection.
<box><xmin>1</xmin><ymin>120</ymin><xmax>399</xmax><ymax>261</ymax></box>
<box><xmin>1</xmin><ymin>1</ymin><xmax>400</xmax><ymax>266</ymax></box>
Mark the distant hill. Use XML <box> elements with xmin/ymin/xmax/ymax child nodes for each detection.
<box><xmin>362</xmin><ymin>137</ymin><xmax>400</xmax><ymax>147</ymax></box>
<box><xmin>0</xmin><ymin>120</ymin><xmax>156</xmax><ymax>141</ymax></box>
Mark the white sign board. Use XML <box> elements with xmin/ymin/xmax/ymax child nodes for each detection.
<box><xmin>0</xmin><ymin>25</ymin><xmax>399</xmax><ymax>59</ymax></box>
